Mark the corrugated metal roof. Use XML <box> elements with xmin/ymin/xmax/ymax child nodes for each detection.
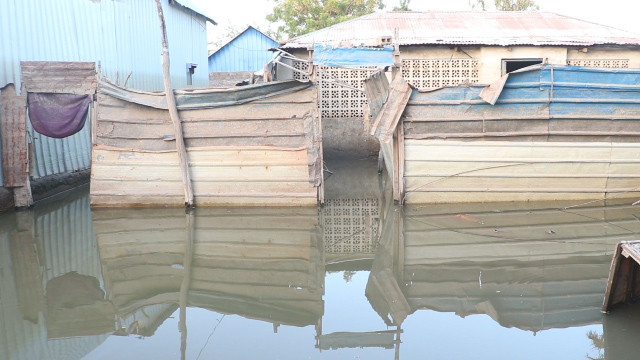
<box><xmin>172</xmin><ymin>0</ymin><xmax>216</xmax><ymax>24</ymax></box>
<box><xmin>281</xmin><ymin>11</ymin><xmax>640</xmax><ymax>48</ymax></box>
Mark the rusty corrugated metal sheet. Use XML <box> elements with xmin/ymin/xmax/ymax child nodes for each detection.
<box><xmin>281</xmin><ymin>11</ymin><xmax>640</xmax><ymax>48</ymax></box>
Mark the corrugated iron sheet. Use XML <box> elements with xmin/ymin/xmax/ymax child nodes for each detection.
<box><xmin>29</xmin><ymin>113</ymin><xmax>92</xmax><ymax>180</ymax></box>
<box><xmin>0</xmin><ymin>0</ymin><xmax>210</xmax><ymax>93</ymax></box>
<box><xmin>281</xmin><ymin>11</ymin><xmax>640</xmax><ymax>48</ymax></box>
<box><xmin>0</xmin><ymin>0</ymin><xmax>210</xmax><ymax>179</ymax></box>
<box><xmin>208</xmin><ymin>26</ymin><xmax>279</xmax><ymax>72</ymax></box>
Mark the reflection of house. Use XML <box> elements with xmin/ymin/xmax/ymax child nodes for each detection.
<box><xmin>279</xmin><ymin>11</ymin><xmax>640</xmax><ymax>158</ymax></box>
<box><xmin>208</xmin><ymin>26</ymin><xmax>279</xmax><ymax>86</ymax></box>
<box><xmin>0</xmin><ymin>190</ymin><xmax>176</xmax><ymax>360</ymax></box>
<box><xmin>94</xmin><ymin>207</ymin><xmax>325</xmax><ymax>328</ymax></box>
<box><xmin>0</xmin><ymin>0</ymin><xmax>214</xmax><ymax>208</ymax></box>
<box><xmin>374</xmin><ymin>200</ymin><xmax>640</xmax><ymax>333</ymax></box>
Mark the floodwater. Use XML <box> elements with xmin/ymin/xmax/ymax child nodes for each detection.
<box><xmin>2</xmin><ymin>158</ymin><xmax>640</xmax><ymax>360</ymax></box>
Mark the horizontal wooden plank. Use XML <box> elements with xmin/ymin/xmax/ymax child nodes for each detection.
<box><xmin>21</xmin><ymin>61</ymin><xmax>96</xmax><ymax>94</ymax></box>
<box><xmin>92</xmin><ymin>179</ymin><xmax>314</xmax><ymax>195</ymax></box>
<box><xmin>97</xmin><ymin>134</ymin><xmax>306</xmax><ymax>150</ymax></box>
<box><xmin>97</xmin><ymin>119</ymin><xmax>306</xmax><ymax>140</ymax></box>
<box><xmin>405</xmin><ymin>140</ymin><xmax>618</xmax><ymax>162</ymax></box>
<box><xmin>91</xmin><ymin>195</ymin><xmax>318</xmax><ymax>207</ymax></box>
<box><xmin>93</xmin><ymin>164</ymin><xmax>310</xmax><ymax>182</ymax></box>
<box><xmin>97</xmin><ymin>91</ymin><xmax>314</xmax><ymax>123</ymax></box>
<box><xmin>406</xmin><ymin>175</ymin><xmax>611</xmax><ymax>191</ymax></box>
<box><xmin>92</xmin><ymin>147</ymin><xmax>309</xmax><ymax>165</ymax></box>
<box><xmin>405</xmin><ymin>161</ymin><xmax>612</xmax><ymax>177</ymax></box>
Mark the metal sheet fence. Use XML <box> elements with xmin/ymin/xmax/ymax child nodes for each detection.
<box><xmin>28</xmin><ymin>112</ymin><xmax>92</xmax><ymax>179</ymax></box>
<box><xmin>0</xmin><ymin>0</ymin><xmax>211</xmax><ymax>182</ymax></box>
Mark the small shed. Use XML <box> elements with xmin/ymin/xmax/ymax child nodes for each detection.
<box><xmin>208</xmin><ymin>26</ymin><xmax>279</xmax><ymax>86</ymax></box>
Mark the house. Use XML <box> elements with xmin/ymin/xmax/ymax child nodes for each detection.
<box><xmin>208</xmin><ymin>26</ymin><xmax>279</xmax><ymax>86</ymax></box>
<box><xmin>0</xmin><ymin>0</ymin><xmax>215</xmax><ymax>209</ymax></box>
<box><xmin>281</xmin><ymin>11</ymin><xmax>640</xmax><ymax>84</ymax></box>
<box><xmin>278</xmin><ymin>11</ymin><xmax>640</xmax><ymax>159</ymax></box>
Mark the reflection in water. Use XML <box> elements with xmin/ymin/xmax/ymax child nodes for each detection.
<box><xmin>2</xmin><ymin>176</ymin><xmax>640</xmax><ymax>358</ymax></box>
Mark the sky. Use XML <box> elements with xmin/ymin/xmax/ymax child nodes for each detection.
<box><xmin>191</xmin><ymin>0</ymin><xmax>640</xmax><ymax>51</ymax></box>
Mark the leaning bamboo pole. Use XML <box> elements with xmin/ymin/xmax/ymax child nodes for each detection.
<box><xmin>154</xmin><ymin>0</ymin><xmax>194</xmax><ymax>207</ymax></box>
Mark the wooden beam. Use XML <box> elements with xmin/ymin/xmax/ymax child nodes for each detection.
<box><xmin>0</xmin><ymin>83</ymin><xmax>32</xmax><ymax>208</ymax></box>
<box><xmin>154</xmin><ymin>0</ymin><xmax>194</xmax><ymax>207</ymax></box>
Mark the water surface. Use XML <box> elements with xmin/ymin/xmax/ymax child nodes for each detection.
<box><xmin>1</xmin><ymin>163</ymin><xmax>640</xmax><ymax>359</ymax></box>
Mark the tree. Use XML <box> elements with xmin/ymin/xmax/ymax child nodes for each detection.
<box><xmin>393</xmin><ymin>0</ymin><xmax>411</xmax><ymax>11</ymax></box>
<box><xmin>470</xmin><ymin>0</ymin><xmax>539</xmax><ymax>11</ymax></box>
<box><xmin>267</xmin><ymin>0</ymin><xmax>384</xmax><ymax>39</ymax></box>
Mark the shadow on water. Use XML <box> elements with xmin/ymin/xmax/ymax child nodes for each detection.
<box><xmin>2</xmin><ymin>162</ymin><xmax>640</xmax><ymax>359</ymax></box>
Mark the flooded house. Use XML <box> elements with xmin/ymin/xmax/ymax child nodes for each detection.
<box><xmin>0</xmin><ymin>0</ymin><xmax>214</xmax><ymax>210</ymax></box>
<box><xmin>279</xmin><ymin>11</ymin><xmax>640</xmax><ymax>204</ymax></box>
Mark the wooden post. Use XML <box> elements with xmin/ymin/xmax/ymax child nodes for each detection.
<box><xmin>154</xmin><ymin>0</ymin><xmax>194</xmax><ymax>207</ymax></box>
<box><xmin>0</xmin><ymin>83</ymin><xmax>33</xmax><ymax>208</ymax></box>
<box><xmin>391</xmin><ymin>28</ymin><xmax>401</xmax><ymax>80</ymax></box>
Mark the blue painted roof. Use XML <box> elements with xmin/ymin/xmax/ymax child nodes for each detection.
<box><xmin>208</xmin><ymin>26</ymin><xmax>279</xmax><ymax>72</ymax></box>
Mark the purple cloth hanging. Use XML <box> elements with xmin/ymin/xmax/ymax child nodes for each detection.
<box><xmin>27</xmin><ymin>93</ymin><xmax>91</xmax><ymax>138</ymax></box>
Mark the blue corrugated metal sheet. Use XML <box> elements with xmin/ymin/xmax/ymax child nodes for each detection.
<box><xmin>0</xmin><ymin>0</ymin><xmax>211</xmax><ymax>180</ymax></box>
<box><xmin>208</xmin><ymin>26</ymin><xmax>279</xmax><ymax>72</ymax></box>
<box><xmin>313</xmin><ymin>45</ymin><xmax>394</xmax><ymax>67</ymax></box>
<box><xmin>409</xmin><ymin>64</ymin><xmax>640</xmax><ymax>118</ymax></box>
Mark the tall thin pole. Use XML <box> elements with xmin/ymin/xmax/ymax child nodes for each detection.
<box><xmin>154</xmin><ymin>0</ymin><xmax>194</xmax><ymax>207</ymax></box>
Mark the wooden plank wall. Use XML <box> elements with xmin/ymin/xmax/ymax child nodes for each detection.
<box><xmin>91</xmin><ymin>86</ymin><xmax>321</xmax><ymax>206</ymax></box>
<box><xmin>404</xmin><ymin>140</ymin><xmax>640</xmax><ymax>203</ymax></box>
<box><xmin>401</xmin><ymin>67</ymin><xmax>640</xmax><ymax>204</ymax></box>
<box><xmin>94</xmin><ymin>207</ymin><xmax>324</xmax><ymax>326</ymax></box>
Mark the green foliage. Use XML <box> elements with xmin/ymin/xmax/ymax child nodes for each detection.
<box><xmin>393</xmin><ymin>0</ymin><xmax>411</xmax><ymax>11</ymax></box>
<box><xmin>267</xmin><ymin>0</ymin><xmax>385</xmax><ymax>39</ymax></box>
<box><xmin>470</xmin><ymin>0</ymin><xmax>539</xmax><ymax>11</ymax></box>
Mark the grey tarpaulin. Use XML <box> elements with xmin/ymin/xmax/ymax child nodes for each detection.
<box><xmin>27</xmin><ymin>93</ymin><xmax>91</xmax><ymax>138</ymax></box>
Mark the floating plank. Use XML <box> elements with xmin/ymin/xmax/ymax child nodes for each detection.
<box><xmin>603</xmin><ymin>241</ymin><xmax>640</xmax><ymax>312</ymax></box>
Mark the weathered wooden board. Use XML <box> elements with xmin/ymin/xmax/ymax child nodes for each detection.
<box><xmin>602</xmin><ymin>241</ymin><xmax>640</xmax><ymax>312</ymax></box>
<box><xmin>21</xmin><ymin>61</ymin><xmax>97</xmax><ymax>94</ymax></box>
<box><xmin>93</xmin><ymin>81</ymin><xmax>322</xmax><ymax>206</ymax></box>
<box><xmin>0</xmin><ymin>84</ymin><xmax>28</xmax><ymax>187</ymax></box>
<box><xmin>403</xmin><ymin>140</ymin><xmax>640</xmax><ymax>204</ymax></box>
<box><xmin>91</xmin><ymin>147</ymin><xmax>317</xmax><ymax>206</ymax></box>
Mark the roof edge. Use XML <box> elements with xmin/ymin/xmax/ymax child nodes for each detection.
<box><xmin>171</xmin><ymin>0</ymin><xmax>217</xmax><ymax>25</ymax></box>
<box><xmin>209</xmin><ymin>26</ymin><xmax>280</xmax><ymax>58</ymax></box>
